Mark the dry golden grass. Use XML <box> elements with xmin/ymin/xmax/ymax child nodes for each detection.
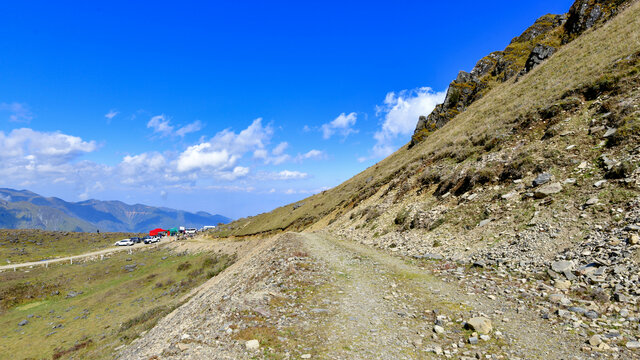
<box><xmin>213</xmin><ymin>2</ymin><xmax>640</xmax><ymax>238</ymax></box>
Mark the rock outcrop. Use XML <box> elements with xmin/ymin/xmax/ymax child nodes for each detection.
<box><xmin>563</xmin><ymin>0</ymin><xmax>631</xmax><ymax>42</ymax></box>
<box><xmin>410</xmin><ymin>0</ymin><xmax>633</xmax><ymax>148</ymax></box>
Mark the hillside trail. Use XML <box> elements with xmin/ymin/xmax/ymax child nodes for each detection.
<box><xmin>119</xmin><ymin>231</ymin><xmax>585</xmax><ymax>359</ymax></box>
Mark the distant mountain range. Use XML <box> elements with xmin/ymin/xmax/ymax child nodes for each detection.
<box><xmin>0</xmin><ymin>188</ymin><xmax>231</xmax><ymax>233</ymax></box>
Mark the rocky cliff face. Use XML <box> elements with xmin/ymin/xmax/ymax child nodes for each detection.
<box><xmin>410</xmin><ymin>0</ymin><xmax>633</xmax><ymax>147</ymax></box>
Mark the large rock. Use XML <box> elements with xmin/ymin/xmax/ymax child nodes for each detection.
<box><xmin>465</xmin><ymin>317</ymin><xmax>493</xmax><ymax>335</ymax></box>
<box><xmin>551</xmin><ymin>260</ymin><xmax>575</xmax><ymax>273</ymax></box>
<box><xmin>534</xmin><ymin>182</ymin><xmax>563</xmax><ymax>198</ymax></box>
<box><xmin>533</xmin><ymin>173</ymin><xmax>553</xmax><ymax>186</ymax></box>
<box><xmin>563</xmin><ymin>0</ymin><xmax>631</xmax><ymax>42</ymax></box>
<box><xmin>523</xmin><ymin>44</ymin><xmax>556</xmax><ymax>73</ymax></box>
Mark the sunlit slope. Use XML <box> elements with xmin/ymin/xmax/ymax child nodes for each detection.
<box><xmin>215</xmin><ymin>2</ymin><xmax>640</xmax><ymax>238</ymax></box>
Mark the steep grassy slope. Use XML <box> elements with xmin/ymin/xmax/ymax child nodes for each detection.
<box><xmin>213</xmin><ymin>0</ymin><xmax>640</xmax><ymax>239</ymax></box>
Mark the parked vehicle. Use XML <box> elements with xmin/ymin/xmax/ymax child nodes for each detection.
<box><xmin>185</xmin><ymin>228</ymin><xmax>197</xmax><ymax>235</ymax></box>
<box><xmin>114</xmin><ymin>239</ymin><xmax>134</xmax><ymax>246</ymax></box>
<box><xmin>143</xmin><ymin>236</ymin><xmax>159</xmax><ymax>244</ymax></box>
<box><xmin>130</xmin><ymin>237</ymin><xmax>142</xmax><ymax>243</ymax></box>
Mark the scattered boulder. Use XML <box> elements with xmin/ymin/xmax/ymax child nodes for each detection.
<box><xmin>534</xmin><ymin>182</ymin><xmax>562</xmax><ymax>198</ymax></box>
<box><xmin>66</xmin><ymin>291</ymin><xmax>82</xmax><ymax>299</ymax></box>
<box><xmin>594</xmin><ymin>180</ymin><xmax>607</xmax><ymax>188</ymax></box>
<box><xmin>523</xmin><ymin>44</ymin><xmax>556</xmax><ymax>73</ymax></box>
<box><xmin>245</xmin><ymin>339</ymin><xmax>260</xmax><ymax>351</ymax></box>
<box><xmin>585</xmin><ymin>197</ymin><xmax>599</xmax><ymax>206</ymax></box>
<box><xmin>465</xmin><ymin>317</ymin><xmax>492</xmax><ymax>335</ymax></box>
<box><xmin>603</xmin><ymin>127</ymin><xmax>617</xmax><ymax>138</ymax></box>
<box><xmin>555</xmin><ymin>280</ymin><xmax>571</xmax><ymax>290</ymax></box>
<box><xmin>18</xmin><ymin>320</ymin><xmax>28</xmax><ymax>327</ymax></box>
<box><xmin>551</xmin><ymin>260</ymin><xmax>574</xmax><ymax>273</ymax></box>
<box><xmin>533</xmin><ymin>173</ymin><xmax>553</xmax><ymax>186</ymax></box>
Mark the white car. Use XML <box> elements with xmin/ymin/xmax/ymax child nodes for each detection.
<box><xmin>114</xmin><ymin>239</ymin><xmax>134</xmax><ymax>246</ymax></box>
<box><xmin>185</xmin><ymin>228</ymin><xmax>197</xmax><ymax>235</ymax></box>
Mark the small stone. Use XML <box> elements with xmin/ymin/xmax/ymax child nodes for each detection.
<box><xmin>551</xmin><ymin>260</ymin><xmax>574</xmax><ymax>273</ymax></box>
<box><xmin>468</xmin><ymin>336</ymin><xmax>479</xmax><ymax>345</ymax></box>
<box><xmin>589</xmin><ymin>335</ymin><xmax>602</xmax><ymax>346</ymax></box>
<box><xmin>534</xmin><ymin>182</ymin><xmax>562</xmax><ymax>198</ymax></box>
<box><xmin>626</xmin><ymin>341</ymin><xmax>640</xmax><ymax>349</ymax></box>
<box><xmin>585</xmin><ymin>197</ymin><xmax>599</xmax><ymax>206</ymax></box>
<box><xmin>466</xmin><ymin>317</ymin><xmax>492</xmax><ymax>335</ymax></box>
<box><xmin>301</xmin><ymin>354</ymin><xmax>312</xmax><ymax>359</ymax></box>
<box><xmin>434</xmin><ymin>325</ymin><xmax>445</xmax><ymax>334</ymax></box>
<box><xmin>555</xmin><ymin>280</ymin><xmax>571</xmax><ymax>289</ymax></box>
<box><xmin>245</xmin><ymin>339</ymin><xmax>260</xmax><ymax>351</ymax></box>
<box><xmin>568</xmin><ymin>306</ymin><xmax>587</xmax><ymax>315</ymax></box>
<box><xmin>629</xmin><ymin>234</ymin><xmax>639</xmax><ymax>245</ymax></box>
<box><xmin>479</xmin><ymin>335</ymin><xmax>490</xmax><ymax>341</ymax></box>
<box><xmin>533</xmin><ymin>173</ymin><xmax>553</xmax><ymax>186</ymax></box>
<box><xmin>603</xmin><ymin>128</ymin><xmax>617</xmax><ymax>138</ymax></box>
<box><xmin>578</xmin><ymin>161</ymin><xmax>588</xmax><ymax>169</ymax></box>
<box><xmin>177</xmin><ymin>343</ymin><xmax>189</xmax><ymax>351</ymax></box>
<box><xmin>478</xmin><ymin>219</ymin><xmax>492</xmax><ymax>227</ymax></box>
<box><xmin>585</xmin><ymin>311</ymin><xmax>599</xmax><ymax>319</ymax></box>
<box><xmin>18</xmin><ymin>320</ymin><xmax>28</xmax><ymax>326</ymax></box>
<box><xmin>598</xmin><ymin>342</ymin><xmax>611</xmax><ymax>351</ymax></box>
<box><xmin>594</xmin><ymin>180</ymin><xmax>607</xmax><ymax>188</ymax></box>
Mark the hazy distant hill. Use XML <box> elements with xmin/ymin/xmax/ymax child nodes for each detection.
<box><xmin>0</xmin><ymin>188</ymin><xmax>231</xmax><ymax>232</ymax></box>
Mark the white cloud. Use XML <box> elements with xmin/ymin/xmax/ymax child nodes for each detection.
<box><xmin>176</xmin><ymin>120</ymin><xmax>203</xmax><ymax>137</ymax></box>
<box><xmin>217</xmin><ymin>166</ymin><xmax>250</xmax><ymax>180</ymax></box>
<box><xmin>253</xmin><ymin>149</ymin><xmax>268</xmax><ymax>160</ymax></box>
<box><xmin>147</xmin><ymin>115</ymin><xmax>203</xmax><ymax>138</ymax></box>
<box><xmin>147</xmin><ymin>114</ymin><xmax>174</xmax><ymax>137</ymax></box>
<box><xmin>272</xmin><ymin>142</ymin><xmax>288</xmax><ymax>155</ymax></box>
<box><xmin>372</xmin><ymin>87</ymin><xmax>445</xmax><ymax>157</ymax></box>
<box><xmin>295</xmin><ymin>149</ymin><xmax>324</xmax><ymax>161</ymax></box>
<box><xmin>118</xmin><ymin>152</ymin><xmax>167</xmax><ymax>183</ymax></box>
<box><xmin>176</xmin><ymin>118</ymin><xmax>271</xmax><ymax>175</ymax></box>
<box><xmin>320</xmin><ymin>112</ymin><xmax>358</xmax><ymax>139</ymax></box>
<box><xmin>105</xmin><ymin>110</ymin><xmax>118</xmax><ymax>120</ymax></box>
<box><xmin>0</xmin><ymin>102</ymin><xmax>33</xmax><ymax>123</ymax></box>
<box><xmin>276</xmin><ymin>170</ymin><xmax>308</xmax><ymax>180</ymax></box>
<box><xmin>205</xmin><ymin>184</ymin><xmax>256</xmax><ymax>192</ymax></box>
<box><xmin>177</xmin><ymin>143</ymin><xmax>236</xmax><ymax>172</ymax></box>
<box><xmin>0</xmin><ymin>128</ymin><xmax>97</xmax><ymax>165</ymax></box>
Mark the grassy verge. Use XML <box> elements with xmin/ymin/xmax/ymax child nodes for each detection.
<box><xmin>0</xmin><ymin>246</ymin><xmax>234</xmax><ymax>359</ymax></box>
<box><xmin>0</xmin><ymin>229</ymin><xmax>144</xmax><ymax>263</ymax></box>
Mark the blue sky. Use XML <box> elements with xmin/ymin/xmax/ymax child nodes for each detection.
<box><xmin>0</xmin><ymin>0</ymin><xmax>574</xmax><ymax>219</ymax></box>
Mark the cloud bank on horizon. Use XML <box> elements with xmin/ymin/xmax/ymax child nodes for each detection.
<box><xmin>0</xmin><ymin>0</ymin><xmax>573</xmax><ymax>217</ymax></box>
<box><xmin>0</xmin><ymin>84</ymin><xmax>443</xmax><ymax>216</ymax></box>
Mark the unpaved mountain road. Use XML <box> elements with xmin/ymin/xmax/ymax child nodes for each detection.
<box><xmin>119</xmin><ymin>232</ymin><xmax>587</xmax><ymax>359</ymax></box>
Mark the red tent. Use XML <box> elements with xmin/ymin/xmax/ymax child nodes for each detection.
<box><xmin>149</xmin><ymin>228</ymin><xmax>168</xmax><ymax>236</ymax></box>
